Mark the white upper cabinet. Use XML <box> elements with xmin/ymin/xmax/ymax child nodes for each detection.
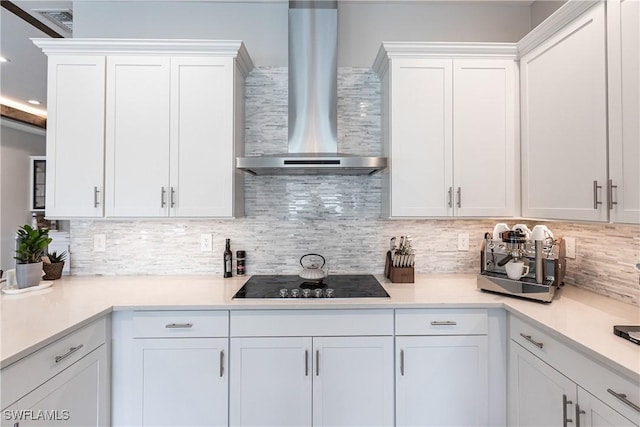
<box><xmin>608</xmin><ymin>0</ymin><xmax>640</xmax><ymax>224</ymax></box>
<box><xmin>42</xmin><ymin>55</ymin><xmax>106</xmax><ymax>218</ymax></box>
<box><xmin>170</xmin><ymin>56</ymin><xmax>239</xmax><ymax>218</ymax></box>
<box><xmin>105</xmin><ymin>56</ymin><xmax>171</xmax><ymax>217</ymax></box>
<box><xmin>374</xmin><ymin>44</ymin><xmax>519</xmax><ymax>218</ymax></box>
<box><xmin>520</xmin><ymin>2</ymin><xmax>608</xmax><ymax>221</ymax></box>
<box><xmin>34</xmin><ymin>39</ymin><xmax>253</xmax><ymax>219</ymax></box>
<box><xmin>453</xmin><ymin>60</ymin><xmax>517</xmax><ymax>217</ymax></box>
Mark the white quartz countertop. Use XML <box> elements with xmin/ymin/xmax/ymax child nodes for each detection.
<box><xmin>1</xmin><ymin>274</ymin><xmax>639</xmax><ymax>381</ymax></box>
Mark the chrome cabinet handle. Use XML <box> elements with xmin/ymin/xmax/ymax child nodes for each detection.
<box><xmin>607</xmin><ymin>388</ymin><xmax>640</xmax><ymax>412</ymax></box>
<box><xmin>520</xmin><ymin>333</ymin><xmax>544</xmax><ymax>349</ymax></box>
<box><xmin>563</xmin><ymin>394</ymin><xmax>573</xmax><ymax>426</ymax></box>
<box><xmin>456</xmin><ymin>187</ymin><xmax>461</xmax><ymax>208</ymax></box>
<box><xmin>316</xmin><ymin>350</ymin><xmax>320</xmax><ymax>376</ymax></box>
<box><xmin>55</xmin><ymin>344</ymin><xmax>84</xmax><ymax>363</ymax></box>
<box><xmin>305</xmin><ymin>350</ymin><xmax>309</xmax><ymax>376</ymax></box>
<box><xmin>608</xmin><ymin>180</ymin><xmax>618</xmax><ymax>210</ymax></box>
<box><xmin>93</xmin><ymin>187</ymin><xmax>100</xmax><ymax>208</ymax></box>
<box><xmin>400</xmin><ymin>349</ymin><xmax>405</xmax><ymax>376</ymax></box>
<box><xmin>593</xmin><ymin>180</ymin><xmax>602</xmax><ymax>209</ymax></box>
<box><xmin>447</xmin><ymin>187</ymin><xmax>453</xmax><ymax>208</ymax></box>
<box><xmin>219</xmin><ymin>350</ymin><xmax>224</xmax><ymax>377</ymax></box>
<box><xmin>161</xmin><ymin>187</ymin><xmax>167</xmax><ymax>208</ymax></box>
<box><xmin>575</xmin><ymin>403</ymin><xmax>585</xmax><ymax>427</ymax></box>
<box><xmin>165</xmin><ymin>323</ymin><xmax>193</xmax><ymax>329</ymax></box>
<box><xmin>170</xmin><ymin>187</ymin><xmax>176</xmax><ymax>208</ymax></box>
<box><xmin>431</xmin><ymin>320</ymin><xmax>457</xmax><ymax>326</ymax></box>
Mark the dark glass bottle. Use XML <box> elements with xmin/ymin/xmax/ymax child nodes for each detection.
<box><xmin>223</xmin><ymin>239</ymin><xmax>232</xmax><ymax>278</ymax></box>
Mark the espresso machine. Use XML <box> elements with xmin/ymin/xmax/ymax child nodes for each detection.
<box><xmin>477</xmin><ymin>227</ymin><xmax>566</xmax><ymax>303</ymax></box>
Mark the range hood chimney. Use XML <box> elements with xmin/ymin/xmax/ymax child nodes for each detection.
<box><xmin>236</xmin><ymin>1</ymin><xmax>387</xmax><ymax>176</ymax></box>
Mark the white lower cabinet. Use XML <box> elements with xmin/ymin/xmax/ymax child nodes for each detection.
<box><xmin>112</xmin><ymin>311</ymin><xmax>229</xmax><ymax>427</ymax></box>
<box><xmin>229</xmin><ymin>309</ymin><xmax>395</xmax><ymax>427</ymax></box>
<box><xmin>229</xmin><ymin>335</ymin><xmax>393</xmax><ymax>427</ymax></box>
<box><xmin>395</xmin><ymin>309</ymin><xmax>491</xmax><ymax>427</ymax></box>
<box><xmin>509</xmin><ymin>340</ymin><xmax>577</xmax><ymax>426</ymax></box>
<box><xmin>509</xmin><ymin>315</ymin><xmax>639</xmax><ymax>427</ymax></box>
<box><xmin>2</xmin><ymin>346</ymin><xmax>108</xmax><ymax>427</ymax></box>
<box><xmin>230</xmin><ymin>337</ymin><xmax>311</xmax><ymax>427</ymax></box>
<box><xmin>1</xmin><ymin>318</ymin><xmax>109</xmax><ymax>427</ymax></box>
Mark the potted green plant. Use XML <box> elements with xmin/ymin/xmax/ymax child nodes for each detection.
<box><xmin>14</xmin><ymin>225</ymin><xmax>52</xmax><ymax>288</ymax></box>
<box><xmin>43</xmin><ymin>250</ymin><xmax>67</xmax><ymax>280</ymax></box>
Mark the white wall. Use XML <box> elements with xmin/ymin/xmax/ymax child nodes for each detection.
<box><xmin>73</xmin><ymin>1</ymin><xmax>533</xmax><ymax>67</ymax></box>
<box><xmin>530</xmin><ymin>1</ymin><xmax>566</xmax><ymax>29</ymax></box>
<box><xmin>0</xmin><ymin>121</ymin><xmax>46</xmax><ymax>270</ymax></box>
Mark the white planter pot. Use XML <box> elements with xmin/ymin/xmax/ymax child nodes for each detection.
<box><xmin>16</xmin><ymin>262</ymin><xmax>43</xmax><ymax>289</ymax></box>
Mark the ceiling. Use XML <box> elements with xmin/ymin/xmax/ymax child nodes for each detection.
<box><xmin>0</xmin><ymin>1</ymin><xmax>72</xmax><ymax>120</ymax></box>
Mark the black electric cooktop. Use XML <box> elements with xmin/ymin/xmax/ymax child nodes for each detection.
<box><xmin>233</xmin><ymin>275</ymin><xmax>390</xmax><ymax>299</ymax></box>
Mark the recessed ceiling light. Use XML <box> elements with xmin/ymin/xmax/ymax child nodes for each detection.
<box><xmin>28</xmin><ymin>100</ymin><xmax>41</xmax><ymax>105</ymax></box>
<box><xmin>0</xmin><ymin>56</ymin><xmax>9</xmax><ymax>63</ymax></box>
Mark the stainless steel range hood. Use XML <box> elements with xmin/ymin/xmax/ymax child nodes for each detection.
<box><xmin>236</xmin><ymin>0</ymin><xmax>387</xmax><ymax>176</ymax></box>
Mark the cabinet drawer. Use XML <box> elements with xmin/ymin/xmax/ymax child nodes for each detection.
<box><xmin>1</xmin><ymin>316</ymin><xmax>107</xmax><ymax>409</ymax></box>
<box><xmin>395</xmin><ymin>309</ymin><xmax>488</xmax><ymax>335</ymax></box>
<box><xmin>230</xmin><ymin>309</ymin><xmax>393</xmax><ymax>337</ymax></box>
<box><xmin>509</xmin><ymin>315</ymin><xmax>562</xmax><ymax>360</ymax></box>
<box><xmin>132</xmin><ymin>311</ymin><xmax>228</xmax><ymax>338</ymax></box>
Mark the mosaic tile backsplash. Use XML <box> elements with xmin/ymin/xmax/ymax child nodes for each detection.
<box><xmin>69</xmin><ymin>68</ymin><xmax>640</xmax><ymax>306</ymax></box>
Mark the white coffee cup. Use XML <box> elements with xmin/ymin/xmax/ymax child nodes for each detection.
<box><xmin>505</xmin><ymin>261</ymin><xmax>530</xmax><ymax>280</ymax></box>
<box><xmin>531</xmin><ymin>225</ymin><xmax>554</xmax><ymax>241</ymax></box>
<box><xmin>492</xmin><ymin>223</ymin><xmax>510</xmax><ymax>240</ymax></box>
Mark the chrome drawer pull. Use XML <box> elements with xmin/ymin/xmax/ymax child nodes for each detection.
<box><xmin>563</xmin><ymin>394</ymin><xmax>573</xmax><ymax>426</ymax></box>
<box><xmin>431</xmin><ymin>321</ymin><xmax>457</xmax><ymax>326</ymax></box>
<box><xmin>520</xmin><ymin>333</ymin><xmax>544</xmax><ymax>349</ymax></box>
<box><xmin>456</xmin><ymin>187</ymin><xmax>462</xmax><ymax>208</ymax></box>
<box><xmin>400</xmin><ymin>349</ymin><xmax>405</xmax><ymax>376</ymax></box>
<box><xmin>316</xmin><ymin>350</ymin><xmax>320</xmax><ymax>376</ymax></box>
<box><xmin>447</xmin><ymin>187</ymin><xmax>453</xmax><ymax>208</ymax></box>
<box><xmin>575</xmin><ymin>403</ymin><xmax>585</xmax><ymax>427</ymax></box>
<box><xmin>55</xmin><ymin>344</ymin><xmax>84</xmax><ymax>363</ymax></box>
<box><xmin>607</xmin><ymin>388</ymin><xmax>640</xmax><ymax>412</ymax></box>
<box><xmin>93</xmin><ymin>187</ymin><xmax>100</xmax><ymax>208</ymax></box>
<box><xmin>219</xmin><ymin>350</ymin><xmax>224</xmax><ymax>378</ymax></box>
<box><xmin>593</xmin><ymin>180</ymin><xmax>602</xmax><ymax>209</ymax></box>
<box><xmin>165</xmin><ymin>323</ymin><xmax>193</xmax><ymax>329</ymax></box>
<box><xmin>305</xmin><ymin>350</ymin><xmax>309</xmax><ymax>376</ymax></box>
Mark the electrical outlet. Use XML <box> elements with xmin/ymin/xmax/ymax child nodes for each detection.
<box><xmin>200</xmin><ymin>234</ymin><xmax>213</xmax><ymax>252</ymax></box>
<box><xmin>564</xmin><ymin>237</ymin><xmax>576</xmax><ymax>259</ymax></box>
<box><xmin>457</xmin><ymin>233</ymin><xmax>469</xmax><ymax>251</ymax></box>
<box><xmin>94</xmin><ymin>234</ymin><xmax>106</xmax><ymax>252</ymax></box>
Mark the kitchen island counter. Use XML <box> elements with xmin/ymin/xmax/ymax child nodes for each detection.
<box><xmin>1</xmin><ymin>274</ymin><xmax>639</xmax><ymax>382</ymax></box>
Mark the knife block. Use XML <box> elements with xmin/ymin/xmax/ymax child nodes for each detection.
<box><xmin>385</xmin><ymin>251</ymin><xmax>415</xmax><ymax>283</ymax></box>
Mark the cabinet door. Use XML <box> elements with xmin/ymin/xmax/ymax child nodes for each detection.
<box><xmin>169</xmin><ymin>57</ymin><xmax>234</xmax><ymax>217</ymax></box>
<box><xmin>608</xmin><ymin>0</ymin><xmax>640</xmax><ymax>224</ymax></box>
<box><xmin>312</xmin><ymin>336</ymin><xmax>394</xmax><ymax>427</ymax></box>
<box><xmin>1</xmin><ymin>346</ymin><xmax>109</xmax><ymax>427</ymax></box>
<box><xmin>389</xmin><ymin>59</ymin><xmax>453</xmax><ymax>217</ymax></box>
<box><xmin>521</xmin><ymin>2</ymin><xmax>608</xmax><ymax>221</ymax></box>
<box><xmin>578</xmin><ymin>387</ymin><xmax>638</xmax><ymax>427</ymax></box>
<box><xmin>45</xmin><ymin>55</ymin><xmax>105</xmax><ymax>218</ymax></box>
<box><xmin>105</xmin><ymin>56</ymin><xmax>170</xmax><ymax>217</ymax></box>
<box><xmin>509</xmin><ymin>341</ymin><xmax>577</xmax><ymax>427</ymax></box>
<box><xmin>453</xmin><ymin>60</ymin><xmax>517</xmax><ymax>217</ymax></box>
<box><xmin>396</xmin><ymin>335</ymin><xmax>489</xmax><ymax>426</ymax></box>
<box><xmin>230</xmin><ymin>337</ymin><xmax>312</xmax><ymax>427</ymax></box>
<box><xmin>129</xmin><ymin>337</ymin><xmax>227</xmax><ymax>427</ymax></box>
